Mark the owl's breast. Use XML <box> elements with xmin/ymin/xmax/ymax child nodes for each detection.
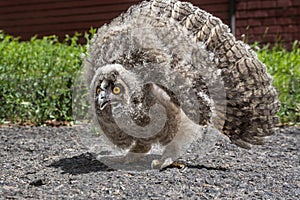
<box><xmin>95</xmin><ymin>105</ymin><xmax>135</xmax><ymax>149</ymax></box>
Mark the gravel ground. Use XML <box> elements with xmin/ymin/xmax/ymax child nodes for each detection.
<box><xmin>0</xmin><ymin>125</ymin><xmax>299</xmax><ymax>199</ymax></box>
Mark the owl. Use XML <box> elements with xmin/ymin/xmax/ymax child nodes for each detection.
<box><xmin>84</xmin><ymin>0</ymin><xmax>280</xmax><ymax>169</ymax></box>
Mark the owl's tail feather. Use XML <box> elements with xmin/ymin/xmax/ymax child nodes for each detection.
<box><xmin>207</xmin><ymin>33</ymin><xmax>280</xmax><ymax>148</ymax></box>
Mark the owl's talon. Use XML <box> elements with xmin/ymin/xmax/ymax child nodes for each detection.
<box><xmin>171</xmin><ymin>162</ymin><xmax>186</xmax><ymax>170</ymax></box>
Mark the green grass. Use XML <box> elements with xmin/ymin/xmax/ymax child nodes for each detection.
<box><xmin>0</xmin><ymin>30</ymin><xmax>299</xmax><ymax>125</ymax></box>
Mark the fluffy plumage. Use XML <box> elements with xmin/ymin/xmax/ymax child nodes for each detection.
<box><xmin>84</xmin><ymin>0</ymin><xmax>280</xmax><ymax>169</ymax></box>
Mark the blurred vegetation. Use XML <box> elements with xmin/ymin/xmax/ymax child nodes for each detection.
<box><xmin>0</xmin><ymin>30</ymin><xmax>299</xmax><ymax>125</ymax></box>
<box><xmin>0</xmin><ymin>30</ymin><xmax>94</xmax><ymax>125</ymax></box>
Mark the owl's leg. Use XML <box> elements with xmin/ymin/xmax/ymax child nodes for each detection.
<box><xmin>129</xmin><ymin>141</ymin><xmax>152</xmax><ymax>153</ymax></box>
<box><xmin>123</xmin><ymin>140</ymin><xmax>152</xmax><ymax>164</ymax></box>
<box><xmin>151</xmin><ymin>133</ymin><xmax>192</xmax><ymax>169</ymax></box>
<box><xmin>151</xmin><ymin>110</ymin><xmax>207</xmax><ymax>170</ymax></box>
<box><xmin>152</xmin><ymin>126</ymin><xmax>225</xmax><ymax>170</ymax></box>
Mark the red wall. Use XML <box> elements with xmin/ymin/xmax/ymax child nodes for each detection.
<box><xmin>0</xmin><ymin>0</ymin><xmax>228</xmax><ymax>41</ymax></box>
<box><xmin>0</xmin><ymin>0</ymin><xmax>140</xmax><ymax>40</ymax></box>
<box><xmin>2</xmin><ymin>0</ymin><xmax>298</xmax><ymax>47</ymax></box>
<box><xmin>235</xmin><ymin>0</ymin><xmax>300</xmax><ymax>47</ymax></box>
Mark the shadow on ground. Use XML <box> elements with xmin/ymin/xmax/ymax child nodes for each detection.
<box><xmin>48</xmin><ymin>152</ymin><xmax>113</xmax><ymax>175</ymax></box>
<box><xmin>49</xmin><ymin>152</ymin><xmax>230</xmax><ymax>174</ymax></box>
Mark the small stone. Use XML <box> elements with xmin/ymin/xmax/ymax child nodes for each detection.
<box><xmin>29</xmin><ymin>179</ymin><xmax>45</xmax><ymax>187</ymax></box>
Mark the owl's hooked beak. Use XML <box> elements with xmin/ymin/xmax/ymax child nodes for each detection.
<box><xmin>98</xmin><ymin>90</ymin><xmax>111</xmax><ymax>110</ymax></box>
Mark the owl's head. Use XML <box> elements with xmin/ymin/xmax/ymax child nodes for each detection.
<box><xmin>90</xmin><ymin>64</ymin><xmax>140</xmax><ymax>111</ymax></box>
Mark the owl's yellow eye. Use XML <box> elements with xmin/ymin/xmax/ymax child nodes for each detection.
<box><xmin>96</xmin><ymin>88</ymin><xmax>101</xmax><ymax>94</ymax></box>
<box><xmin>113</xmin><ymin>86</ymin><xmax>121</xmax><ymax>95</ymax></box>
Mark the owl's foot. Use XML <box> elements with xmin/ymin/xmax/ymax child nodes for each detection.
<box><xmin>151</xmin><ymin>158</ymin><xmax>185</xmax><ymax>170</ymax></box>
